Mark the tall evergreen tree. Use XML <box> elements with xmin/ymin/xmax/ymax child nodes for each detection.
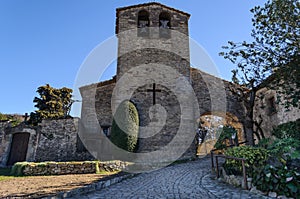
<box><xmin>28</xmin><ymin>84</ymin><xmax>73</xmax><ymax>125</ymax></box>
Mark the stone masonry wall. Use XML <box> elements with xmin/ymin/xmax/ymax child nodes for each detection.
<box><xmin>191</xmin><ymin>68</ymin><xmax>247</xmax><ymax>142</ymax></box>
<box><xmin>91</xmin><ymin>67</ymin><xmax>249</xmax><ymax>160</ymax></box>
<box><xmin>0</xmin><ymin>121</ymin><xmax>10</xmax><ymax>166</ymax></box>
<box><xmin>89</xmin><ymin>68</ymin><xmax>197</xmax><ymax>162</ymax></box>
<box><xmin>254</xmin><ymin>87</ymin><xmax>300</xmax><ymax>141</ymax></box>
<box><xmin>116</xmin><ymin>3</ymin><xmax>189</xmax><ymax>35</ymax></box>
<box><xmin>115</xmin><ymin>3</ymin><xmax>195</xmax><ymax>162</ymax></box>
<box><xmin>191</xmin><ymin>68</ymin><xmax>246</xmax><ymax>121</ymax></box>
<box><xmin>116</xmin><ymin>3</ymin><xmax>190</xmax><ymax>81</ymax></box>
<box><xmin>0</xmin><ymin>122</ymin><xmax>38</xmax><ymax>166</ymax></box>
<box><xmin>95</xmin><ymin>80</ymin><xmax>116</xmax><ymax>127</ymax></box>
<box><xmin>35</xmin><ymin>118</ymin><xmax>93</xmax><ymax>162</ymax></box>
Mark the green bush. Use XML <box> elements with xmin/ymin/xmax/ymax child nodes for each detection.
<box><xmin>224</xmin><ymin>146</ymin><xmax>269</xmax><ymax>176</ymax></box>
<box><xmin>110</xmin><ymin>100</ymin><xmax>139</xmax><ymax>152</ymax></box>
<box><xmin>214</xmin><ymin>125</ymin><xmax>237</xmax><ymax>150</ymax></box>
<box><xmin>256</xmin><ymin>137</ymin><xmax>271</xmax><ymax>149</ymax></box>
<box><xmin>11</xmin><ymin>162</ymin><xmax>28</xmax><ymax>176</ymax></box>
<box><xmin>256</xmin><ymin>137</ymin><xmax>300</xmax><ymax>165</ymax></box>
<box><xmin>253</xmin><ymin>165</ymin><xmax>300</xmax><ymax>198</ymax></box>
<box><xmin>268</xmin><ymin>138</ymin><xmax>300</xmax><ymax>164</ymax></box>
<box><xmin>271</xmin><ymin>119</ymin><xmax>300</xmax><ymax>140</ymax></box>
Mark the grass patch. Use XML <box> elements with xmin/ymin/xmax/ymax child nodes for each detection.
<box><xmin>0</xmin><ymin>168</ymin><xmax>14</xmax><ymax>181</ymax></box>
<box><xmin>0</xmin><ymin>176</ymin><xmax>14</xmax><ymax>181</ymax></box>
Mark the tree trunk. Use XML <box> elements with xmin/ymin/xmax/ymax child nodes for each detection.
<box><xmin>254</xmin><ymin>118</ymin><xmax>265</xmax><ymax>140</ymax></box>
<box><xmin>244</xmin><ymin>88</ymin><xmax>256</xmax><ymax>146</ymax></box>
<box><xmin>244</xmin><ymin>125</ymin><xmax>254</xmax><ymax>146</ymax></box>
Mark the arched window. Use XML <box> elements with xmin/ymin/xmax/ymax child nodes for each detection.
<box><xmin>137</xmin><ymin>10</ymin><xmax>150</xmax><ymax>37</ymax></box>
<box><xmin>159</xmin><ymin>12</ymin><xmax>171</xmax><ymax>38</ymax></box>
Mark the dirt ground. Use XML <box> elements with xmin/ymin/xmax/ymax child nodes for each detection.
<box><xmin>0</xmin><ymin>173</ymin><xmax>118</xmax><ymax>198</ymax></box>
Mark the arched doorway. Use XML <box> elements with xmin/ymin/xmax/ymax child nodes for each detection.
<box><xmin>7</xmin><ymin>132</ymin><xmax>30</xmax><ymax>166</ymax></box>
<box><xmin>196</xmin><ymin>112</ymin><xmax>245</xmax><ymax>156</ymax></box>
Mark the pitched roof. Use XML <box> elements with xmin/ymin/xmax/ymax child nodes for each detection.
<box><xmin>116</xmin><ymin>2</ymin><xmax>191</xmax><ymax>18</ymax></box>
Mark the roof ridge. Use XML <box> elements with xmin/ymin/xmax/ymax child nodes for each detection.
<box><xmin>116</xmin><ymin>2</ymin><xmax>190</xmax><ymax>17</ymax></box>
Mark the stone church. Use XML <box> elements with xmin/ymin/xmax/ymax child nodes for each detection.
<box><xmin>78</xmin><ymin>2</ymin><xmax>247</xmax><ymax>163</ymax></box>
<box><xmin>0</xmin><ymin>2</ymin><xmax>263</xmax><ymax>167</ymax></box>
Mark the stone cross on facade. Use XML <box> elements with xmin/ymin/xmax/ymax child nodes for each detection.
<box><xmin>147</xmin><ymin>83</ymin><xmax>162</xmax><ymax>105</ymax></box>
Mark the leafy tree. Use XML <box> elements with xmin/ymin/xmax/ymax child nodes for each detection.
<box><xmin>28</xmin><ymin>84</ymin><xmax>73</xmax><ymax>125</ymax></box>
<box><xmin>220</xmin><ymin>0</ymin><xmax>300</xmax><ymax>144</ymax></box>
<box><xmin>214</xmin><ymin>125</ymin><xmax>238</xmax><ymax>150</ymax></box>
<box><xmin>0</xmin><ymin>113</ymin><xmax>7</xmax><ymax>121</ymax></box>
<box><xmin>110</xmin><ymin>100</ymin><xmax>139</xmax><ymax>152</ymax></box>
<box><xmin>0</xmin><ymin>113</ymin><xmax>22</xmax><ymax>126</ymax></box>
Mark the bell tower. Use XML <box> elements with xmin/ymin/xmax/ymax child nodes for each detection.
<box><xmin>113</xmin><ymin>3</ymin><xmax>196</xmax><ymax>158</ymax></box>
<box><xmin>115</xmin><ymin>2</ymin><xmax>191</xmax><ymax>81</ymax></box>
<box><xmin>79</xmin><ymin>3</ymin><xmax>198</xmax><ymax>166</ymax></box>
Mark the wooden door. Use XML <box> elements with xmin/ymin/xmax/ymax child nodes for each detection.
<box><xmin>7</xmin><ymin>133</ymin><xmax>30</xmax><ymax>166</ymax></box>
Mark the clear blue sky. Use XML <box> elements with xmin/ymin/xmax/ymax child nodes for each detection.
<box><xmin>0</xmin><ymin>0</ymin><xmax>266</xmax><ymax>116</ymax></box>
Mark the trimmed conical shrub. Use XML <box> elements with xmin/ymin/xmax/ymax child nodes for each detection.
<box><xmin>110</xmin><ymin>100</ymin><xmax>139</xmax><ymax>152</ymax></box>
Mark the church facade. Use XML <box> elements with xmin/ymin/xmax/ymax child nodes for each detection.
<box><xmin>79</xmin><ymin>3</ymin><xmax>247</xmax><ymax>162</ymax></box>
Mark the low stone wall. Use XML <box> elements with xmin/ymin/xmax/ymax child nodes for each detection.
<box><xmin>17</xmin><ymin>161</ymin><xmax>129</xmax><ymax>176</ymax></box>
<box><xmin>219</xmin><ymin>167</ymin><xmax>252</xmax><ymax>189</ymax></box>
<box><xmin>98</xmin><ymin>161</ymin><xmax>129</xmax><ymax>172</ymax></box>
<box><xmin>23</xmin><ymin>162</ymin><xmax>96</xmax><ymax>175</ymax></box>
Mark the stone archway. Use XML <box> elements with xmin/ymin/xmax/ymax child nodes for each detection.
<box><xmin>196</xmin><ymin>112</ymin><xmax>245</xmax><ymax>156</ymax></box>
<box><xmin>7</xmin><ymin>132</ymin><xmax>30</xmax><ymax>166</ymax></box>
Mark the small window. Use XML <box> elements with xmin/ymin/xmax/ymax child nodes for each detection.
<box><xmin>268</xmin><ymin>97</ymin><xmax>277</xmax><ymax>115</ymax></box>
<box><xmin>137</xmin><ymin>10</ymin><xmax>150</xmax><ymax>37</ymax></box>
<box><xmin>159</xmin><ymin>12</ymin><xmax>171</xmax><ymax>38</ymax></box>
<box><xmin>101</xmin><ymin>126</ymin><xmax>111</xmax><ymax>137</ymax></box>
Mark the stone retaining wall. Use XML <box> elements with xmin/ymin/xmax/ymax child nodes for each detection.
<box><xmin>20</xmin><ymin>161</ymin><xmax>129</xmax><ymax>176</ymax></box>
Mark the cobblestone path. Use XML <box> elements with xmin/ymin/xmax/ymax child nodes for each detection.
<box><xmin>73</xmin><ymin>157</ymin><xmax>269</xmax><ymax>199</ymax></box>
